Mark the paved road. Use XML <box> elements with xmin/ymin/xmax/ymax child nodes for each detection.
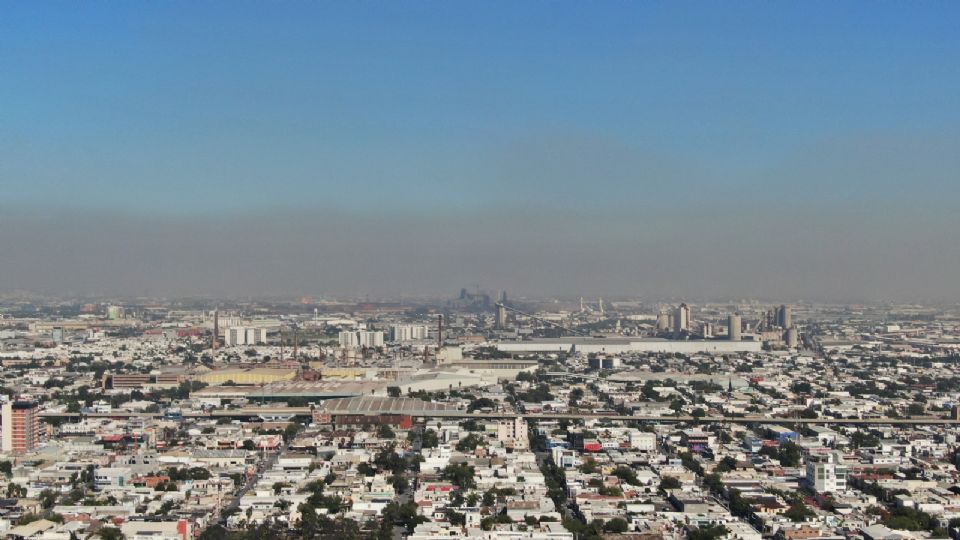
<box><xmin>42</xmin><ymin>409</ymin><xmax>960</xmax><ymax>425</ymax></box>
<box><xmin>219</xmin><ymin>450</ymin><xmax>280</xmax><ymax>523</ymax></box>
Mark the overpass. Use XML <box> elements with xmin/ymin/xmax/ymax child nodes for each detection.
<box><xmin>39</xmin><ymin>409</ymin><xmax>960</xmax><ymax>426</ymax></box>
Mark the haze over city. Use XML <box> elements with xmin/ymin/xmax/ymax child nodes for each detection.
<box><xmin>5</xmin><ymin>4</ymin><xmax>960</xmax><ymax>540</ymax></box>
<box><xmin>2</xmin><ymin>2</ymin><xmax>959</xmax><ymax>301</ymax></box>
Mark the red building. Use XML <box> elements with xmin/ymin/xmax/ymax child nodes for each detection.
<box><xmin>2</xmin><ymin>401</ymin><xmax>41</xmax><ymax>454</ymax></box>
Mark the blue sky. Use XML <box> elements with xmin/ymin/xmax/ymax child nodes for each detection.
<box><xmin>1</xmin><ymin>2</ymin><xmax>959</xmax><ymax>299</ymax></box>
<box><xmin>3</xmin><ymin>1</ymin><xmax>958</xmax><ymax>213</ymax></box>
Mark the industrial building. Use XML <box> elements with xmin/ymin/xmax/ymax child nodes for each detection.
<box><xmin>495</xmin><ymin>337</ymin><xmax>763</xmax><ymax>355</ymax></box>
<box><xmin>194</xmin><ymin>367</ymin><xmax>297</xmax><ymax>386</ymax></box>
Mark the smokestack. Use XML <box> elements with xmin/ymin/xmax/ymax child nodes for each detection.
<box><xmin>437</xmin><ymin>314</ymin><xmax>443</xmax><ymax>348</ymax></box>
<box><xmin>212</xmin><ymin>309</ymin><xmax>219</xmax><ymax>350</ymax></box>
<box><xmin>293</xmin><ymin>326</ymin><xmax>299</xmax><ymax>362</ymax></box>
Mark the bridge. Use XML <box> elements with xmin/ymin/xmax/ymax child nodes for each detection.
<box><xmin>39</xmin><ymin>409</ymin><xmax>960</xmax><ymax>425</ymax></box>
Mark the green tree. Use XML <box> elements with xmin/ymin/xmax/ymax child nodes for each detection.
<box><xmin>442</xmin><ymin>463</ymin><xmax>476</xmax><ymax>490</ymax></box>
<box><xmin>421</xmin><ymin>429</ymin><xmax>439</xmax><ymax>449</ymax></box>
<box><xmin>604</xmin><ymin>518</ymin><xmax>630</xmax><ymax>533</ymax></box>
<box><xmin>97</xmin><ymin>527</ymin><xmax>125</xmax><ymax>540</ymax></box>
<box><xmin>784</xmin><ymin>502</ymin><xmax>815</xmax><ymax>522</ymax></box>
<box><xmin>716</xmin><ymin>456</ymin><xmax>738</xmax><ymax>473</ymax></box>
<box><xmin>377</xmin><ymin>424</ymin><xmax>396</xmax><ymax>439</ymax></box>
<box><xmin>659</xmin><ymin>476</ymin><xmax>681</xmax><ymax>491</ymax></box>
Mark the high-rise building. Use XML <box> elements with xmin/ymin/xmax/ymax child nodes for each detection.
<box><xmin>224</xmin><ymin>326</ymin><xmax>268</xmax><ymax>347</ymax></box>
<box><xmin>673</xmin><ymin>304</ymin><xmax>690</xmax><ymax>334</ymax></box>
<box><xmin>728</xmin><ymin>314</ymin><xmax>742</xmax><ymax>342</ymax></box>
<box><xmin>776</xmin><ymin>305</ymin><xmax>792</xmax><ymax>329</ymax></box>
<box><xmin>1</xmin><ymin>401</ymin><xmax>41</xmax><ymax>454</ymax></box>
<box><xmin>496</xmin><ymin>417</ymin><xmax>528</xmax><ymax>450</ymax></box>
<box><xmin>495</xmin><ymin>304</ymin><xmax>508</xmax><ymax>330</ymax></box>
<box><xmin>106</xmin><ymin>305</ymin><xmax>125</xmax><ymax>320</ymax></box>
<box><xmin>390</xmin><ymin>325</ymin><xmax>429</xmax><ymax>342</ymax></box>
<box><xmin>339</xmin><ymin>331</ymin><xmax>384</xmax><ymax>349</ymax></box>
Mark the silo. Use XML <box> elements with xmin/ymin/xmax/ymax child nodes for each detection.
<box><xmin>728</xmin><ymin>314</ymin><xmax>742</xmax><ymax>341</ymax></box>
<box><xmin>786</xmin><ymin>327</ymin><xmax>799</xmax><ymax>348</ymax></box>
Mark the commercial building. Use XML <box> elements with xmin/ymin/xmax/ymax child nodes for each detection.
<box><xmin>806</xmin><ymin>452</ymin><xmax>848</xmax><ymax>493</ymax></box>
<box><xmin>2</xmin><ymin>400</ymin><xmax>41</xmax><ymax>454</ymax></box>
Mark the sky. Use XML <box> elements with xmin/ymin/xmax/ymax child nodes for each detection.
<box><xmin>1</xmin><ymin>2</ymin><xmax>959</xmax><ymax>301</ymax></box>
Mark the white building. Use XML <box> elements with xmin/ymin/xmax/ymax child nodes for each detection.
<box><xmin>674</xmin><ymin>303</ymin><xmax>690</xmax><ymax>333</ymax></box>
<box><xmin>629</xmin><ymin>431</ymin><xmax>657</xmax><ymax>452</ymax></box>
<box><xmin>391</xmin><ymin>324</ymin><xmax>429</xmax><ymax>342</ymax></box>
<box><xmin>806</xmin><ymin>452</ymin><xmax>848</xmax><ymax>493</ymax></box>
<box><xmin>224</xmin><ymin>326</ymin><xmax>268</xmax><ymax>347</ymax></box>
<box><xmin>496</xmin><ymin>417</ymin><xmax>529</xmax><ymax>450</ymax></box>
<box><xmin>339</xmin><ymin>330</ymin><xmax>384</xmax><ymax>349</ymax></box>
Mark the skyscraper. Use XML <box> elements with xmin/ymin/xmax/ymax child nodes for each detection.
<box><xmin>777</xmin><ymin>305</ymin><xmax>792</xmax><ymax>329</ymax></box>
<box><xmin>673</xmin><ymin>304</ymin><xmax>690</xmax><ymax>335</ymax></box>
<box><xmin>1</xmin><ymin>401</ymin><xmax>41</xmax><ymax>454</ymax></box>
<box><xmin>495</xmin><ymin>303</ymin><xmax>508</xmax><ymax>330</ymax></box>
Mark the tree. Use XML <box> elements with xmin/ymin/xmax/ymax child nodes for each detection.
<box><xmin>442</xmin><ymin>463</ymin><xmax>476</xmax><ymax>490</ymax></box>
<box><xmin>377</xmin><ymin>424</ymin><xmax>396</xmax><ymax>439</ymax></box>
<box><xmin>604</xmin><ymin>518</ymin><xmax>630</xmax><ymax>533</ymax></box>
<box><xmin>241</xmin><ymin>439</ymin><xmax>256</xmax><ymax>451</ymax></box>
<box><xmin>688</xmin><ymin>525</ymin><xmax>728</xmax><ymax>540</ymax></box>
<box><xmin>391</xmin><ymin>475</ymin><xmax>409</xmax><ymax>495</ymax></box>
<box><xmin>612</xmin><ymin>465</ymin><xmax>639</xmax><ymax>485</ymax></box>
<box><xmin>198</xmin><ymin>525</ymin><xmax>228</xmax><ymax>540</ymax></box>
<box><xmin>6</xmin><ymin>483</ymin><xmax>26</xmax><ymax>498</ymax></box>
<box><xmin>421</xmin><ymin>429</ymin><xmax>439</xmax><ymax>449</ymax></box>
<box><xmin>467</xmin><ymin>398</ymin><xmax>496</xmax><ymax>412</ymax></box>
<box><xmin>716</xmin><ymin>456</ymin><xmax>738</xmax><ymax>473</ymax></box>
<box><xmin>784</xmin><ymin>502</ymin><xmax>816</xmax><ymax>522</ymax></box>
<box><xmin>298</xmin><ymin>503</ymin><xmax>321</xmax><ymax>539</ymax></box>
<box><xmin>97</xmin><ymin>527</ymin><xmax>125</xmax><ymax>540</ymax></box>
<box><xmin>283</xmin><ymin>422</ymin><xmax>303</xmax><ymax>442</ymax></box>
<box><xmin>907</xmin><ymin>403</ymin><xmax>926</xmax><ymax>416</ymax></box>
<box><xmin>39</xmin><ymin>489</ymin><xmax>58</xmax><ymax>509</ymax></box>
<box><xmin>0</xmin><ymin>461</ymin><xmax>12</xmax><ymax>476</ymax></box>
<box><xmin>455</xmin><ymin>434</ymin><xmax>486</xmax><ymax>452</ymax></box>
<box><xmin>580</xmin><ymin>458</ymin><xmax>600</xmax><ymax>474</ymax></box>
<box><xmin>447</xmin><ymin>509</ymin><xmax>465</xmax><ymax>526</ymax></box>
<box><xmin>659</xmin><ymin>476</ymin><xmax>681</xmax><ymax>491</ymax></box>
<box><xmin>779</xmin><ymin>441</ymin><xmax>803</xmax><ymax>467</ymax></box>
<box><xmin>387</xmin><ymin>387</ymin><xmax>401</xmax><ymax>398</ymax></box>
